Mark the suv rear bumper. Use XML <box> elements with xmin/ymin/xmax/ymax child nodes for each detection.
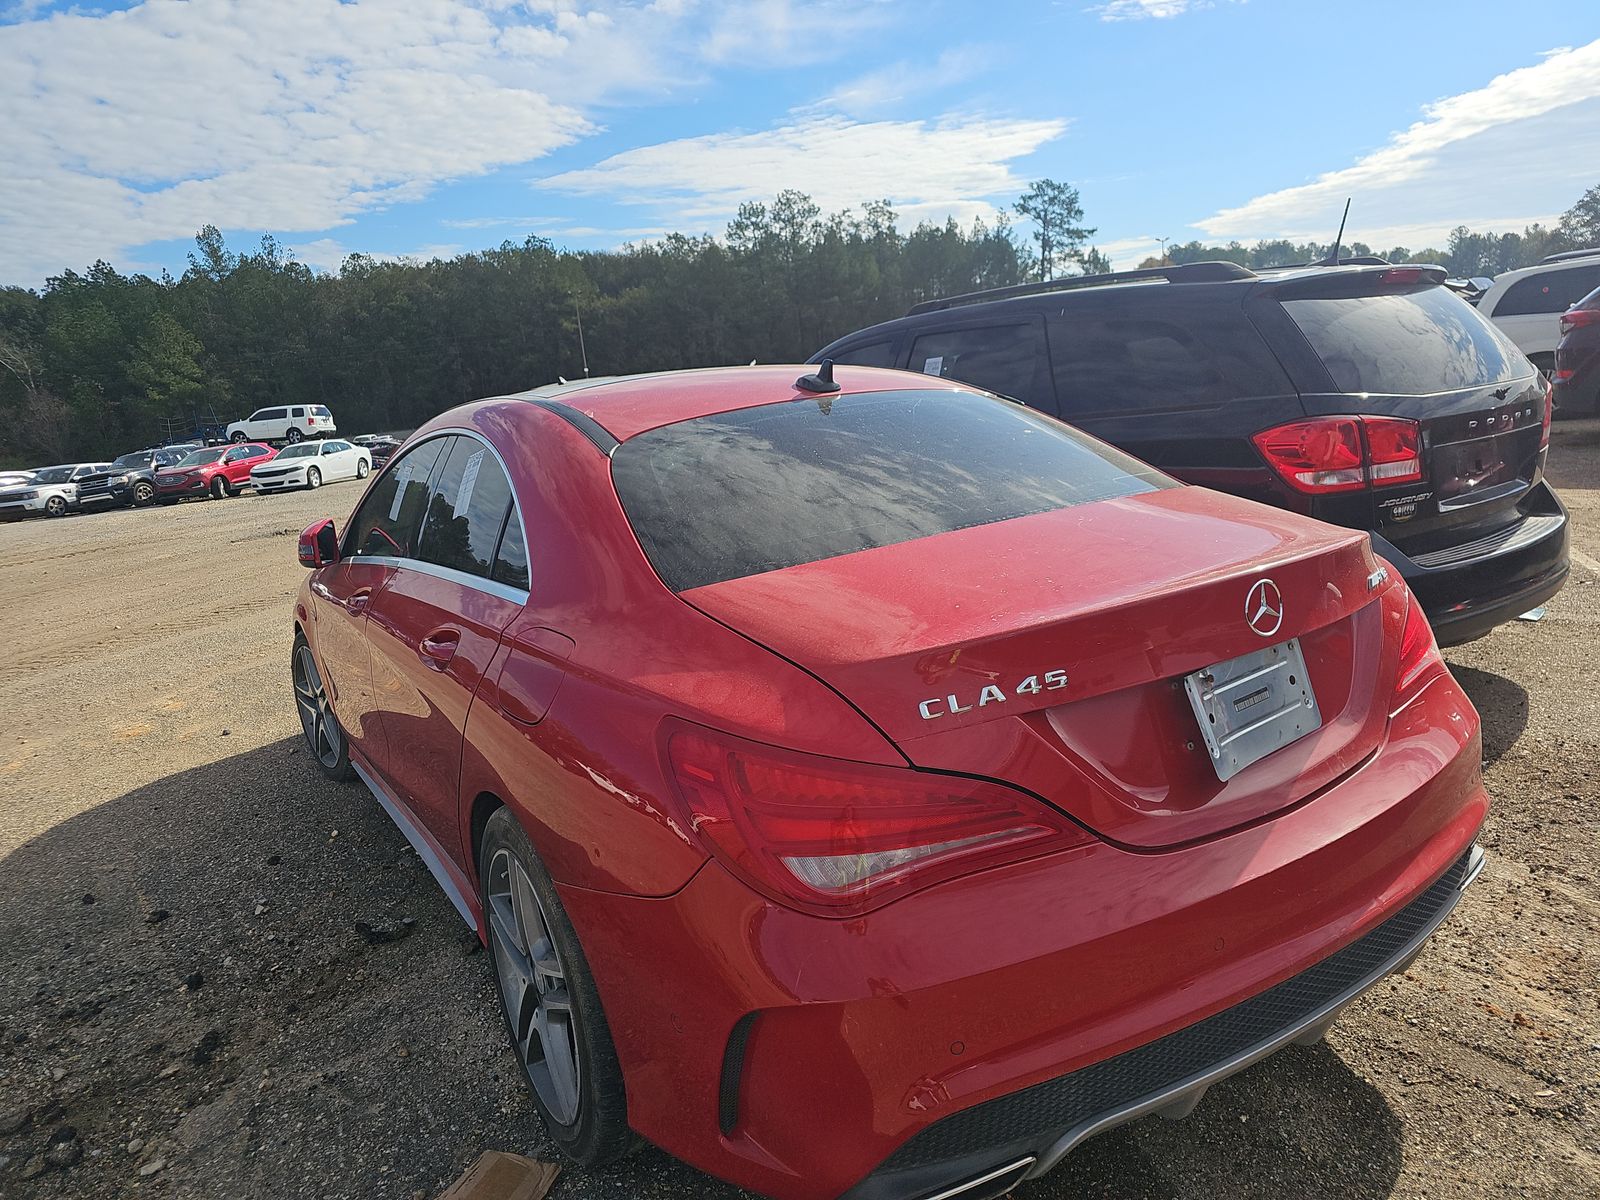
<box><xmin>1374</xmin><ymin>480</ymin><xmax>1570</xmax><ymax>646</ymax></box>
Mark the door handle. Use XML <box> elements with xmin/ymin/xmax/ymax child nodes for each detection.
<box><xmin>346</xmin><ymin>587</ymin><xmax>372</xmax><ymax>613</ymax></box>
<box><xmin>419</xmin><ymin>629</ymin><xmax>461</xmax><ymax>671</ymax></box>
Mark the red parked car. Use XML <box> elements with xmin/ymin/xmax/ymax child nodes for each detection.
<box><xmin>155</xmin><ymin>442</ymin><xmax>276</xmax><ymax>501</ymax></box>
<box><xmin>291</xmin><ymin>366</ymin><xmax>1487</xmax><ymax>1200</ymax></box>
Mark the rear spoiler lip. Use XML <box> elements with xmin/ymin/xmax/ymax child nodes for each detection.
<box><xmin>1249</xmin><ymin>264</ymin><xmax>1449</xmax><ymax>301</ymax></box>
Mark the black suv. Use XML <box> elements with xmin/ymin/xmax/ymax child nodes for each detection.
<box><xmin>75</xmin><ymin>447</ymin><xmax>190</xmax><ymax>509</ymax></box>
<box><xmin>811</xmin><ymin>261</ymin><xmax>1569</xmax><ymax>645</ymax></box>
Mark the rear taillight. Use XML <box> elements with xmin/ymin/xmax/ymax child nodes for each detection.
<box><xmin>1559</xmin><ymin>307</ymin><xmax>1600</xmax><ymax>335</ymax></box>
<box><xmin>1540</xmin><ymin>378</ymin><xmax>1553</xmax><ymax>450</ymax></box>
<box><xmin>1252</xmin><ymin>416</ymin><xmax>1422</xmax><ymax>494</ymax></box>
<box><xmin>664</xmin><ymin>723</ymin><xmax>1092</xmax><ymax>915</ymax></box>
<box><xmin>1393</xmin><ymin>588</ymin><xmax>1446</xmax><ymax>708</ymax></box>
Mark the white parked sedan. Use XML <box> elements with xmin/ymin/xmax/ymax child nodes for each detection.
<box><xmin>249</xmin><ymin>440</ymin><xmax>371</xmax><ymax>493</ymax></box>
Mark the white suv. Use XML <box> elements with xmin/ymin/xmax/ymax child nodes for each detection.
<box><xmin>225</xmin><ymin>404</ymin><xmax>337</xmax><ymax>445</ymax></box>
<box><xmin>1478</xmin><ymin>250</ymin><xmax>1600</xmax><ymax>372</ymax></box>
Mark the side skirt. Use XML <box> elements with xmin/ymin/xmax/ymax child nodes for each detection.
<box><xmin>350</xmin><ymin>754</ymin><xmax>480</xmax><ymax>933</ymax></box>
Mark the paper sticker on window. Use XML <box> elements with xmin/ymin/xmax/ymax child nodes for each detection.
<box><xmin>388</xmin><ymin>462</ymin><xmax>411</xmax><ymax>521</ymax></box>
<box><xmin>454</xmin><ymin>449</ymin><xmax>485</xmax><ymax>518</ymax></box>
<box><xmin>922</xmin><ymin>355</ymin><xmax>944</xmax><ymax>376</ymax></box>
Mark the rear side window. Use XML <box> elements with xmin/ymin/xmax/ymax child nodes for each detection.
<box><xmin>908</xmin><ymin>322</ymin><xmax>1051</xmax><ymax>409</ymax></box>
<box><xmin>1283</xmin><ymin>285</ymin><xmax>1527</xmax><ymax>394</ymax></box>
<box><xmin>492</xmin><ymin>510</ymin><xmax>530</xmax><ymax>590</ymax></box>
<box><xmin>347</xmin><ymin>437</ymin><xmax>449</xmax><ymax>558</ymax></box>
<box><xmin>830</xmin><ymin>340</ymin><xmax>897</xmax><ymax>368</ymax></box>
<box><xmin>611</xmin><ymin>388</ymin><xmax>1173</xmax><ymax>591</ymax></box>
<box><xmin>416</xmin><ymin>437</ymin><xmax>516</xmax><ymax>579</ymax></box>
<box><xmin>1495</xmin><ymin>265</ymin><xmax>1600</xmax><ymax>317</ymax></box>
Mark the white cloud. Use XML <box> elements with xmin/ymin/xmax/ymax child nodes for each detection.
<box><xmin>807</xmin><ymin>47</ymin><xmax>991</xmax><ymax>117</ymax></box>
<box><xmin>1090</xmin><ymin>0</ymin><xmax>1232</xmax><ymax>21</ymax></box>
<box><xmin>0</xmin><ymin>0</ymin><xmax>876</xmax><ymax>285</ymax></box>
<box><xmin>1197</xmin><ymin>40</ymin><xmax>1600</xmax><ymax>249</ymax></box>
<box><xmin>538</xmin><ymin>114</ymin><xmax>1068</xmax><ymax>227</ymax></box>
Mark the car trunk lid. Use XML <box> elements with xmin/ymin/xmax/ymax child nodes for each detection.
<box><xmin>681</xmin><ymin>487</ymin><xmax>1400</xmax><ymax>850</ymax></box>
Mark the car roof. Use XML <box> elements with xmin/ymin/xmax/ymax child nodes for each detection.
<box><xmin>502</xmin><ymin>365</ymin><xmax>966</xmax><ymax>442</ymax></box>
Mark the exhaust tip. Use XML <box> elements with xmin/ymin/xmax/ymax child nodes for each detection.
<box><xmin>921</xmin><ymin>1157</ymin><xmax>1036</xmax><ymax>1200</ymax></box>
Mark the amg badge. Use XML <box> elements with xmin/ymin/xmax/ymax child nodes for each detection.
<box><xmin>918</xmin><ymin>670</ymin><xmax>1068</xmax><ymax>720</ymax></box>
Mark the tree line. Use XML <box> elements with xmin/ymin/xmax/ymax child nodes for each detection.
<box><xmin>1141</xmin><ymin>183</ymin><xmax>1600</xmax><ymax>277</ymax></box>
<box><xmin>2</xmin><ymin>179</ymin><xmax>1596</xmax><ymax>467</ymax></box>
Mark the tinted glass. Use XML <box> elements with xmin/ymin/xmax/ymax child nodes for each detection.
<box><xmin>290</xmin><ymin>407</ymin><xmax>305</xmax><ymax>417</ymax></box>
<box><xmin>34</xmin><ymin>467</ymin><xmax>73</xmax><ymax>483</ymax></box>
<box><xmin>347</xmin><ymin>437</ymin><xmax>449</xmax><ymax>558</ymax></box>
<box><xmin>1282</xmin><ymin>285</ymin><xmax>1527</xmax><ymax>394</ymax></box>
<box><xmin>277</xmin><ymin>444</ymin><xmax>318</xmax><ymax>460</ymax></box>
<box><xmin>492</xmin><ymin>508</ymin><xmax>530</xmax><ymax>590</ymax></box>
<box><xmin>830</xmin><ymin>340</ymin><xmax>897</xmax><ymax>368</ymax></box>
<box><xmin>155</xmin><ymin>450</ymin><xmax>184</xmax><ymax>467</ymax></box>
<box><xmin>612</xmin><ymin>388</ymin><xmax>1173</xmax><ymax>592</ymax></box>
<box><xmin>908</xmin><ymin>323</ymin><xmax>1051</xmax><ymax>408</ymax></box>
<box><xmin>178</xmin><ymin>449</ymin><xmax>225</xmax><ymax>467</ymax></box>
<box><xmin>415</xmin><ymin>437</ymin><xmax>515</xmax><ymax>579</ymax></box>
<box><xmin>111</xmin><ymin>452</ymin><xmax>150</xmax><ymax>469</ymax></box>
<box><xmin>1496</xmin><ymin>265</ymin><xmax>1600</xmax><ymax>317</ymax></box>
<box><xmin>313</xmin><ymin>406</ymin><xmax>332</xmax><ymax>417</ymax></box>
<box><xmin>1050</xmin><ymin>314</ymin><xmax>1228</xmax><ymax>414</ymax></box>
<box><xmin>257</xmin><ymin>408</ymin><xmax>287</xmax><ymax>421</ymax></box>
<box><xmin>322</xmin><ymin>440</ymin><xmax>350</xmax><ymax>453</ymax></box>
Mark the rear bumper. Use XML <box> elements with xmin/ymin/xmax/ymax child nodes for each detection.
<box><xmin>843</xmin><ymin>845</ymin><xmax>1483</xmax><ymax>1200</ymax></box>
<box><xmin>556</xmin><ymin>676</ymin><xmax>1487</xmax><ymax>1200</ymax></box>
<box><xmin>1375</xmin><ymin>480</ymin><xmax>1571</xmax><ymax>646</ymax></box>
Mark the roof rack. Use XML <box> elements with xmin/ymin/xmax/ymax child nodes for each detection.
<box><xmin>905</xmin><ymin>260</ymin><xmax>1257</xmax><ymax>316</ymax></box>
<box><xmin>1539</xmin><ymin>247</ymin><xmax>1600</xmax><ymax>265</ymax></box>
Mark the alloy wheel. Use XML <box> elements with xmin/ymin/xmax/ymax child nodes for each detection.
<box><xmin>291</xmin><ymin>644</ymin><xmax>342</xmax><ymax>769</ymax></box>
<box><xmin>45</xmin><ymin>496</ymin><xmax>67</xmax><ymax>517</ymax></box>
<box><xmin>486</xmin><ymin>848</ymin><xmax>583</xmax><ymax>1126</ymax></box>
<box><xmin>286</xmin><ymin>427</ymin><xmax>303</xmax><ymax>444</ymax></box>
<box><xmin>134</xmin><ymin>482</ymin><xmax>154</xmax><ymax>505</ymax></box>
<box><xmin>307</xmin><ymin>467</ymin><xmax>321</xmax><ymax>489</ymax></box>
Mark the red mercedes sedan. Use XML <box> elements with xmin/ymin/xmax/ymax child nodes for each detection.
<box><xmin>290</xmin><ymin>366</ymin><xmax>1486</xmax><ymax>1200</ymax></box>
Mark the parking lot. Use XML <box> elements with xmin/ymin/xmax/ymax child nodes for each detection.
<box><xmin>1</xmin><ymin>423</ymin><xmax>1597</xmax><ymax>1200</ymax></box>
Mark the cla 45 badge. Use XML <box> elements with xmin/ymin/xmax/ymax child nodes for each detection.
<box><xmin>918</xmin><ymin>669</ymin><xmax>1068</xmax><ymax>720</ymax></box>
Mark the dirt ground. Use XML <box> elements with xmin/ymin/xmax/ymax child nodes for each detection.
<box><xmin>1</xmin><ymin>425</ymin><xmax>1597</xmax><ymax>1200</ymax></box>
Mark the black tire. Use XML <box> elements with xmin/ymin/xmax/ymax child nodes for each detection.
<box><xmin>230</xmin><ymin>430</ymin><xmax>248</xmax><ymax>443</ymax></box>
<box><xmin>44</xmin><ymin>495</ymin><xmax>68</xmax><ymax>517</ymax></box>
<box><xmin>210</xmin><ymin>476</ymin><xmax>229</xmax><ymax>500</ymax></box>
<box><xmin>306</xmin><ymin>466</ymin><xmax>321</xmax><ymax>490</ymax></box>
<box><xmin>286</xmin><ymin>426</ymin><xmax>304</xmax><ymax>444</ymax></box>
<box><xmin>132</xmin><ymin>481</ymin><xmax>155</xmax><ymax>506</ymax></box>
<box><xmin>480</xmin><ymin>808</ymin><xmax>633</xmax><ymax>1165</ymax></box>
<box><xmin>356</xmin><ymin>458</ymin><xmax>370</xmax><ymax>479</ymax></box>
<box><xmin>291</xmin><ymin>633</ymin><xmax>352</xmax><ymax>781</ymax></box>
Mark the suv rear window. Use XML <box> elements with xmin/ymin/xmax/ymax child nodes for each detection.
<box><xmin>1281</xmin><ymin>285</ymin><xmax>1527</xmax><ymax>394</ymax></box>
<box><xmin>611</xmin><ymin>388</ymin><xmax>1173</xmax><ymax>591</ymax></box>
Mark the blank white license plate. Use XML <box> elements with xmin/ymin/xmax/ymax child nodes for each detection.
<box><xmin>1183</xmin><ymin>638</ymin><xmax>1321</xmax><ymax>782</ymax></box>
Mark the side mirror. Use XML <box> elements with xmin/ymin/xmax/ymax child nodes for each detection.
<box><xmin>298</xmin><ymin>518</ymin><xmax>339</xmax><ymax>568</ymax></box>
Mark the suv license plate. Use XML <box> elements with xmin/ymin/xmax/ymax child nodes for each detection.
<box><xmin>1183</xmin><ymin>638</ymin><xmax>1321</xmax><ymax>782</ymax></box>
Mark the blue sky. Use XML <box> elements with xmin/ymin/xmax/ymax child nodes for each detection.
<box><xmin>2</xmin><ymin>0</ymin><xmax>1598</xmax><ymax>286</ymax></box>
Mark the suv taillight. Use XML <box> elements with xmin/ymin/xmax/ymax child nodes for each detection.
<box><xmin>1393</xmin><ymin>588</ymin><xmax>1446</xmax><ymax>709</ymax></box>
<box><xmin>1252</xmin><ymin>416</ymin><xmax>1422</xmax><ymax>494</ymax></box>
<box><xmin>663</xmin><ymin>723</ymin><xmax>1092</xmax><ymax>916</ymax></box>
<box><xmin>1540</xmin><ymin>378</ymin><xmax>1553</xmax><ymax>450</ymax></box>
<box><xmin>1559</xmin><ymin>308</ymin><xmax>1600</xmax><ymax>336</ymax></box>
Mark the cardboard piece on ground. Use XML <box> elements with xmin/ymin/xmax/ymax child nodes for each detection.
<box><xmin>435</xmin><ymin>1151</ymin><xmax>561</xmax><ymax>1200</ymax></box>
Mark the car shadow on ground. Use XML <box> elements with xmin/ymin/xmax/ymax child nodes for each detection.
<box><xmin>1447</xmin><ymin>662</ymin><xmax>1531</xmax><ymax>766</ymax></box>
<box><xmin>0</xmin><ymin>739</ymin><xmax>1401</xmax><ymax>1200</ymax></box>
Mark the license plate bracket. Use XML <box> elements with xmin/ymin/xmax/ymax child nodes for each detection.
<box><xmin>1183</xmin><ymin>638</ymin><xmax>1321</xmax><ymax>782</ymax></box>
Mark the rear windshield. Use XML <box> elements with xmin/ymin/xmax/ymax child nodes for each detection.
<box><xmin>1282</xmin><ymin>285</ymin><xmax>1528</xmax><ymax>395</ymax></box>
<box><xmin>611</xmin><ymin>388</ymin><xmax>1173</xmax><ymax>591</ymax></box>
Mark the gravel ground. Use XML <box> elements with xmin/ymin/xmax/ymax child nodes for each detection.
<box><xmin>1</xmin><ymin>425</ymin><xmax>1596</xmax><ymax>1200</ymax></box>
